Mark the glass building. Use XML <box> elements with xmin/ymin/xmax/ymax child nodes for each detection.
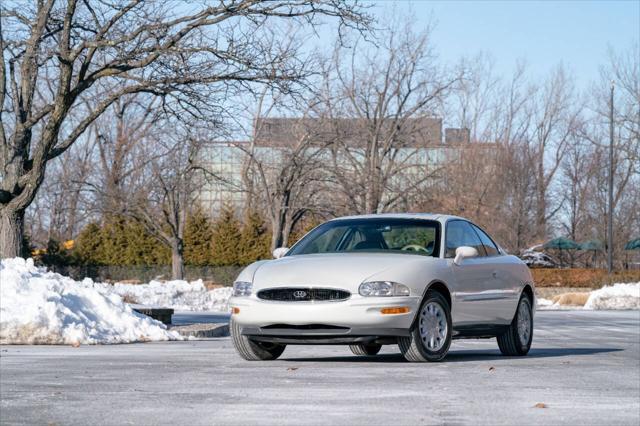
<box><xmin>196</xmin><ymin>117</ymin><xmax>475</xmax><ymax>216</ymax></box>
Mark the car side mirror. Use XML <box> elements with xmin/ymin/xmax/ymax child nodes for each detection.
<box><xmin>272</xmin><ymin>247</ymin><xmax>289</xmax><ymax>259</ymax></box>
<box><xmin>454</xmin><ymin>246</ymin><xmax>478</xmax><ymax>265</ymax></box>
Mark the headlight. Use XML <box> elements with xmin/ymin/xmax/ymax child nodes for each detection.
<box><xmin>233</xmin><ymin>281</ymin><xmax>252</xmax><ymax>297</ymax></box>
<box><xmin>359</xmin><ymin>281</ymin><xmax>410</xmax><ymax>297</ymax></box>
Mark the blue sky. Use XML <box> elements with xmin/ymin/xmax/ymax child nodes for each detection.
<box><xmin>365</xmin><ymin>0</ymin><xmax>639</xmax><ymax>89</ymax></box>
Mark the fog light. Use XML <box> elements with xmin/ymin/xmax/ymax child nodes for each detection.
<box><xmin>380</xmin><ymin>307</ymin><xmax>410</xmax><ymax>315</ymax></box>
<box><xmin>232</xmin><ymin>307</ymin><xmax>240</xmax><ymax>314</ymax></box>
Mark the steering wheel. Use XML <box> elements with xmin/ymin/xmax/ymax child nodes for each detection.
<box><xmin>401</xmin><ymin>244</ymin><xmax>429</xmax><ymax>253</ymax></box>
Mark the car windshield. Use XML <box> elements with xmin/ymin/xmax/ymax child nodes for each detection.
<box><xmin>287</xmin><ymin>218</ymin><xmax>440</xmax><ymax>257</ymax></box>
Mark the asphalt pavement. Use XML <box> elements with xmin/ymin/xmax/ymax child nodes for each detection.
<box><xmin>1</xmin><ymin>310</ymin><xmax>639</xmax><ymax>426</ymax></box>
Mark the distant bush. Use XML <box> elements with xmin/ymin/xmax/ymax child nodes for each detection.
<box><xmin>74</xmin><ymin>217</ymin><xmax>169</xmax><ymax>266</ymax></box>
<box><xmin>184</xmin><ymin>208</ymin><xmax>215</xmax><ymax>266</ymax></box>
<box><xmin>239</xmin><ymin>210</ymin><xmax>270</xmax><ymax>264</ymax></box>
<box><xmin>532</xmin><ymin>268</ymin><xmax>640</xmax><ymax>288</ymax></box>
<box><xmin>210</xmin><ymin>205</ymin><xmax>243</xmax><ymax>266</ymax></box>
<box><xmin>51</xmin><ymin>210</ymin><xmax>315</xmax><ymax>272</ymax></box>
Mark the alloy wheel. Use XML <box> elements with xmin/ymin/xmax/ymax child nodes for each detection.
<box><xmin>517</xmin><ymin>299</ymin><xmax>532</xmax><ymax>344</ymax></box>
<box><xmin>419</xmin><ymin>301</ymin><xmax>448</xmax><ymax>351</ymax></box>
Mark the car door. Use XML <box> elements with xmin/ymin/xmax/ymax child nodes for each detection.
<box><xmin>445</xmin><ymin>220</ymin><xmax>495</xmax><ymax>326</ymax></box>
<box><xmin>470</xmin><ymin>223</ymin><xmax>521</xmax><ymax>324</ymax></box>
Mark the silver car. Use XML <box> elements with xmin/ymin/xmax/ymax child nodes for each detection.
<box><xmin>230</xmin><ymin>214</ymin><xmax>535</xmax><ymax>362</ymax></box>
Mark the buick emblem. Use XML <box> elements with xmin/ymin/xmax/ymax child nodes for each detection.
<box><xmin>293</xmin><ymin>290</ymin><xmax>308</xmax><ymax>299</ymax></box>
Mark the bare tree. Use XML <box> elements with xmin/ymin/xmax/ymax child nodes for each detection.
<box><xmin>447</xmin><ymin>53</ymin><xmax>501</xmax><ymax>143</ymax></box>
<box><xmin>435</xmin><ymin>144</ymin><xmax>501</xmax><ymax>223</ymax></box>
<box><xmin>319</xmin><ymin>19</ymin><xmax>462</xmax><ymax>214</ymax></box>
<box><xmin>528</xmin><ymin>66</ymin><xmax>583</xmax><ymax>239</ymax></box>
<box><xmin>438</xmin><ymin>60</ymin><xmax>534</xmax><ymax>251</ymax></box>
<box><xmin>25</xmin><ymin>135</ymin><xmax>95</xmax><ymax>246</ymax></box>
<box><xmin>239</xmin><ymin>109</ymin><xmax>330</xmax><ymax>251</ymax></box>
<box><xmin>460</xmin><ymin>63</ymin><xmax>582</xmax><ymax>251</ymax></box>
<box><xmin>81</xmin><ymin>96</ymin><xmax>209</xmax><ymax>279</ymax></box>
<box><xmin>92</xmin><ymin>96</ymin><xmax>161</xmax><ymax>216</ymax></box>
<box><xmin>456</xmin><ymin>62</ymin><xmax>537</xmax><ymax>252</ymax></box>
<box><xmin>18</xmin><ymin>95</ymin><xmax>158</xmax><ymax>248</ymax></box>
<box><xmin>0</xmin><ymin>0</ymin><xmax>370</xmax><ymax>258</ymax></box>
<box><xmin>580</xmin><ymin>43</ymin><xmax>640</xmax><ymax>267</ymax></box>
<box><xmin>123</xmin><ymin>128</ymin><xmax>206</xmax><ymax>280</ymax></box>
<box><xmin>437</xmin><ymin>55</ymin><xmax>520</xmax><ymax>243</ymax></box>
<box><xmin>559</xmin><ymin>135</ymin><xmax>597</xmax><ymax>242</ymax></box>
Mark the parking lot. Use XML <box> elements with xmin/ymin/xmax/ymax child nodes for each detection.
<box><xmin>1</xmin><ymin>310</ymin><xmax>639</xmax><ymax>425</ymax></box>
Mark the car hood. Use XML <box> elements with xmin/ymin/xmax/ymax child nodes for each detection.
<box><xmin>250</xmin><ymin>252</ymin><xmax>432</xmax><ymax>292</ymax></box>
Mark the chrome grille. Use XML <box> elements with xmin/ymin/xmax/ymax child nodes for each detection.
<box><xmin>257</xmin><ymin>288</ymin><xmax>350</xmax><ymax>302</ymax></box>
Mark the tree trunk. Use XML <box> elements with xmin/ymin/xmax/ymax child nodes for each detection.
<box><xmin>0</xmin><ymin>207</ymin><xmax>24</xmax><ymax>259</ymax></box>
<box><xmin>171</xmin><ymin>239</ymin><xmax>185</xmax><ymax>280</ymax></box>
<box><xmin>270</xmin><ymin>226</ymin><xmax>284</xmax><ymax>253</ymax></box>
<box><xmin>282</xmin><ymin>217</ymin><xmax>293</xmax><ymax>248</ymax></box>
<box><xmin>270</xmin><ymin>212</ymin><xmax>288</xmax><ymax>253</ymax></box>
<box><xmin>535</xmin><ymin>187</ymin><xmax>546</xmax><ymax>241</ymax></box>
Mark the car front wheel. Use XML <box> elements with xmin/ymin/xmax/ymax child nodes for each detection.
<box><xmin>230</xmin><ymin>318</ymin><xmax>286</xmax><ymax>360</ymax></box>
<box><xmin>497</xmin><ymin>295</ymin><xmax>533</xmax><ymax>356</ymax></box>
<box><xmin>398</xmin><ymin>290</ymin><xmax>452</xmax><ymax>362</ymax></box>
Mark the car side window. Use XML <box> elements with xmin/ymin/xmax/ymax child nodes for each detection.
<box><xmin>471</xmin><ymin>224</ymin><xmax>500</xmax><ymax>256</ymax></box>
<box><xmin>445</xmin><ymin>221</ymin><xmax>486</xmax><ymax>258</ymax></box>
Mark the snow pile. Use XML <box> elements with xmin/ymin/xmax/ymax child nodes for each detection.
<box><xmin>537</xmin><ymin>282</ymin><xmax>640</xmax><ymax>310</ymax></box>
<box><xmin>110</xmin><ymin>280</ymin><xmax>233</xmax><ymax>312</ymax></box>
<box><xmin>584</xmin><ymin>283</ymin><xmax>640</xmax><ymax>310</ymax></box>
<box><xmin>536</xmin><ymin>297</ymin><xmax>554</xmax><ymax>308</ymax></box>
<box><xmin>0</xmin><ymin>258</ymin><xmax>180</xmax><ymax>345</ymax></box>
<box><xmin>536</xmin><ymin>298</ymin><xmax>584</xmax><ymax>310</ymax></box>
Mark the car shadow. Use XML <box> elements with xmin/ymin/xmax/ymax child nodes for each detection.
<box><xmin>282</xmin><ymin>347</ymin><xmax>623</xmax><ymax>363</ymax></box>
<box><xmin>445</xmin><ymin>347</ymin><xmax>623</xmax><ymax>362</ymax></box>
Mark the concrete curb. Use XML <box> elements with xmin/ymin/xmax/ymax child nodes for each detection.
<box><xmin>131</xmin><ymin>305</ymin><xmax>174</xmax><ymax>325</ymax></box>
<box><xmin>168</xmin><ymin>323</ymin><xmax>230</xmax><ymax>338</ymax></box>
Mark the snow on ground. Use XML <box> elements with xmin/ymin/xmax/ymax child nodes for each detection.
<box><xmin>584</xmin><ymin>283</ymin><xmax>640</xmax><ymax>310</ymax></box>
<box><xmin>538</xmin><ymin>282</ymin><xmax>640</xmax><ymax>310</ymax></box>
<box><xmin>110</xmin><ymin>280</ymin><xmax>232</xmax><ymax>312</ymax></box>
<box><xmin>0</xmin><ymin>258</ymin><xmax>181</xmax><ymax>345</ymax></box>
<box><xmin>536</xmin><ymin>297</ymin><xmax>555</xmax><ymax>308</ymax></box>
<box><xmin>536</xmin><ymin>298</ymin><xmax>581</xmax><ymax>310</ymax></box>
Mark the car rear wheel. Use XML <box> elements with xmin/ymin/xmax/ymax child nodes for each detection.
<box><xmin>497</xmin><ymin>295</ymin><xmax>533</xmax><ymax>356</ymax></box>
<box><xmin>349</xmin><ymin>343</ymin><xmax>382</xmax><ymax>356</ymax></box>
<box><xmin>230</xmin><ymin>318</ymin><xmax>286</xmax><ymax>360</ymax></box>
<box><xmin>398</xmin><ymin>290</ymin><xmax>452</xmax><ymax>362</ymax></box>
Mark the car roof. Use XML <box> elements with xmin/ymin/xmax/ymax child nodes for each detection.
<box><xmin>329</xmin><ymin>213</ymin><xmax>466</xmax><ymax>223</ymax></box>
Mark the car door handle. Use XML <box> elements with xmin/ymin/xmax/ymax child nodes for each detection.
<box><xmin>492</xmin><ymin>271</ymin><xmax>498</xmax><ymax>278</ymax></box>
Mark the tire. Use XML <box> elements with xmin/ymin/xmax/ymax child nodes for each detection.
<box><xmin>349</xmin><ymin>343</ymin><xmax>382</xmax><ymax>356</ymax></box>
<box><xmin>398</xmin><ymin>290</ymin><xmax>452</xmax><ymax>362</ymax></box>
<box><xmin>230</xmin><ymin>318</ymin><xmax>286</xmax><ymax>361</ymax></box>
<box><xmin>497</xmin><ymin>294</ymin><xmax>533</xmax><ymax>356</ymax></box>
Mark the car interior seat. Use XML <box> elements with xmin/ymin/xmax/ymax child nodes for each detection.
<box><xmin>425</xmin><ymin>240</ymin><xmax>435</xmax><ymax>255</ymax></box>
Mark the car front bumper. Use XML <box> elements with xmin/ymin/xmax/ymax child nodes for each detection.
<box><xmin>229</xmin><ymin>295</ymin><xmax>421</xmax><ymax>343</ymax></box>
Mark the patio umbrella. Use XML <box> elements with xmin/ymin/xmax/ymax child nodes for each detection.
<box><xmin>543</xmin><ymin>237</ymin><xmax>580</xmax><ymax>250</ymax></box>
<box><xmin>624</xmin><ymin>238</ymin><xmax>640</xmax><ymax>250</ymax></box>
<box><xmin>579</xmin><ymin>240</ymin><xmax>603</xmax><ymax>268</ymax></box>
<box><xmin>543</xmin><ymin>237</ymin><xmax>579</xmax><ymax>267</ymax></box>
<box><xmin>579</xmin><ymin>240</ymin><xmax>604</xmax><ymax>251</ymax></box>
